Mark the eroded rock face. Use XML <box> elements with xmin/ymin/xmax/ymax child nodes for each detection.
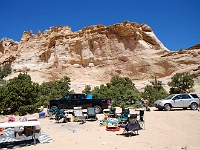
<box><xmin>186</xmin><ymin>44</ymin><xmax>200</xmax><ymax>50</ymax></box>
<box><xmin>0</xmin><ymin>38</ymin><xmax>18</xmax><ymax>65</ymax></box>
<box><xmin>0</xmin><ymin>21</ymin><xmax>199</xmax><ymax>93</ymax></box>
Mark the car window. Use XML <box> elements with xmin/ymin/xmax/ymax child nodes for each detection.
<box><xmin>72</xmin><ymin>95</ymin><xmax>79</xmax><ymax>100</ymax></box>
<box><xmin>190</xmin><ymin>94</ymin><xmax>199</xmax><ymax>98</ymax></box>
<box><xmin>182</xmin><ymin>94</ymin><xmax>191</xmax><ymax>99</ymax></box>
<box><xmin>63</xmin><ymin>95</ymin><xmax>71</xmax><ymax>100</ymax></box>
<box><xmin>76</xmin><ymin>94</ymin><xmax>83</xmax><ymax>99</ymax></box>
<box><xmin>172</xmin><ymin>95</ymin><xmax>182</xmax><ymax>100</ymax></box>
<box><xmin>165</xmin><ymin>94</ymin><xmax>175</xmax><ymax>99</ymax></box>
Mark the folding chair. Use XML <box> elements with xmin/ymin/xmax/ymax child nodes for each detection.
<box><xmin>55</xmin><ymin>109</ymin><xmax>68</xmax><ymax>123</ymax></box>
<box><xmin>72</xmin><ymin>107</ymin><xmax>86</xmax><ymax>123</ymax></box>
<box><xmin>103</xmin><ymin>107</ymin><xmax>117</xmax><ymax>118</ymax></box>
<box><xmin>108</xmin><ymin>107</ymin><xmax>117</xmax><ymax>118</ymax></box>
<box><xmin>128</xmin><ymin>114</ymin><xmax>138</xmax><ymax>123</ymax></box>
<box><xmin>86</xmin><ymin>107</ymin><xmax>98</xmax><ymax>121</ymax></box>
<box><xmin>118</xmin><ymin>108</ymin><xmax>130</xmax><ymax>125</ymax></box>
<box><xmin>123</xmin><ymin>114</ymin><xmax>142</xmax><ymax>136</ymax></box>
<box><xmin>48</xmin><ymin>106</ymin><xmax>59</xmax><ymax>119</ymax></box>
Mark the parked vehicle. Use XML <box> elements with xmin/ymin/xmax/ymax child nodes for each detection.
<box><xmin>48</xmin><ymin>94</ymin><xmax>111</xmax><ymax>114</ymax></box>
<box><xmin>154</xmin><ymin>93</ymin><xmax>200</xmax><ymax>111</ymax></box>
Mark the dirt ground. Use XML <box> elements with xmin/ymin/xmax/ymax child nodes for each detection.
<box><xmin>1</xmin><ymin>107</ymin><xmax>200</xmax><ymax>150</ymax></box>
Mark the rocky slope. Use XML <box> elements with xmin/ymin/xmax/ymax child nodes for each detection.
<box><xmin>0</xmin><ymin>21</ymin><xmax>199</xmax><ymax>94</ymax></box>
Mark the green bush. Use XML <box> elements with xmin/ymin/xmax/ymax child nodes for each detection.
<box><xmin>0</xmin><ymin>73</ymin><xmax>73</xmax><ymax>115</ymax></box>
<box><xmin>141</xmin><ymin>80</ymin><xmax>168</xmax><ymax>106</ymax></box>
<box><xmin>168</xmin><ymin>73</ymin><xmax>194</xmax><ymax>94</ymax></box>
<box><xmin>0</xmin><ymin>73</ymin><xmax>40</xmax><ymax>114</ymax></box>
<box><xmin>38</xmin><ymin>76</ymin><xmax>72</xmax><ymax>102</ymax></box>
<box><xmin>18</xmin><ymin>104</ymin><xmax>39</xmax><ymax>116</ymax></box>
<box><xmin>90</xmin><ymin>76</ymin><xmax>141</xmax><ymax>107</ymax></box>
<box><xmin>0</xmin><ymin>64</ymin><xmax>11</xmax><ymax>79</ymax></box>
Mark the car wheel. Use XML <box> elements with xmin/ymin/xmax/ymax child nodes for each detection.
<box><xmin>164</xmin><ymin>104</ymin><xmax>171</xmax><ymax>111</ymax></box>
<box><xmin>94</xmin><ymin>105</ymin><xmax>102</xmax><ymax>114</ymax></box>
<box><xmin>190</xmin><ymin>103</ymin><xmax>198</xmax><ymax>110</ymax></box>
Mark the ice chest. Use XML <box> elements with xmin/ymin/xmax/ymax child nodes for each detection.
<box><xmin>39</xmin><ymin>112</ymin><xmax>45</xmax><ymax>118</ymax></box>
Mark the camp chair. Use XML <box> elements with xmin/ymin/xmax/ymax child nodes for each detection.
<box><xmin>72</xmin><ymin>107</ymin><xmax>86</xmax><ymax>123</ymax></box>
<box><xmin>108</xmin><ymin>107</ymin><xmax>117</xmax><ymax>118</ymax></box>
<box><xmin>48</xmin><ymin>106</ymin><xmax>59</xmax><ymax>119</ymax></box>
<box><xmin>138</xmin><ymin>110</ymin><xmax>145</xmax><ymax>129</ymax></box>
<box><xmin>122</xmin><ymin>113</ymin><xmax>142</xmax><ymax>136</ymax></box>
<box><xmin>55</xmin><ymin>109</ymin><xmax>68</xmax><ymax>123</ymax></box>
<box><xmin>128</xmin><ymin>114</ymin><xmax>138</xmax><ymax>123</ymax></box>
<box><xmin>118</xmin><ymin>108</ymin><xmax>130</xmax><ymax>125</ymax></box>
<box><xmin>103</xmin><ymin>107</ymin><xmax>117</xmax><ymax>118</ymax></box>
<box><xmin>86</xmin><ymin>107</ymin><xmax>98</xmax><ymax>121</ymax></box>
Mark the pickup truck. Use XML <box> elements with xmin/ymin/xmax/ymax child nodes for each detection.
<box><xmin>154</xmin><ymin>93</ymin><xmax>200</xmax><ymax>111</ymax></box>
<box><xmin>48</xmin><ymin>94</ymin><xmax>111</xmax><ymax>114</ymax></box>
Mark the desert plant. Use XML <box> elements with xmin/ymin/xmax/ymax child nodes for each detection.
<box><xmin>18</xmin><ymin>104</ymin><xmax>39</xmax><ymax>116</ymax></box>
<box><xmin>82</xmin><ymin>85</ymin><xmax>92</xmax><ymax>95</ymax></box>
<box><xmin>141</xmin><ymin>80</ymin><xmax>168</xmax><ymax>106</ymax></box>
<box><xmin>38</xmin><ymin>76</ymin><xmax>72</xmax><ymax>106</ymax></box>
<box><xmin>168</xmin><ymin>73</ymin><xmax>194</xmax><ymax>94</ymax></box>
<box><xmin>0</xmin><ymin>72</ymin><xmax>40</xmax><ymax>114</ymax></box>
<box><xmin>91</xmin><ymin>76</ymin><xmax>141</xmax><ymax>107</ymax></box>
<box><xmin>0</xmin><ymin>63</ymin><xmax>11</xmax><ymax>79</ymax></box>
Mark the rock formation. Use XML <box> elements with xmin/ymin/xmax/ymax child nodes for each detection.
<box><xmin>0</xmin><ymin>21</ymin><xmax>199</xmax><ymax>94</ymax></box>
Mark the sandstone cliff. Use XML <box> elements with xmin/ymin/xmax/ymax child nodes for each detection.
<box><xmin>0</xmin><ymin>21</ymin><xmax>199</xmax><ymax>94</ymax></box>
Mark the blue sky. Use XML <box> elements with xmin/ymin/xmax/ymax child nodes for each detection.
<box><xmin>0</xmin><ymin>0</ymin><xmax>199</xmax><ymax>51</ymax></box>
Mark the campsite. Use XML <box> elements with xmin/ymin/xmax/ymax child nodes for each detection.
<box><xmin>1</xmin><ymin>107</ymin><xmax>200</xmax><ymax>150</ymax></box>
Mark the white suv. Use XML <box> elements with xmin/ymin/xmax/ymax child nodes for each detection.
<box><xmin>154</xmin><ymin>94</ymin><xmax>200</xmax><ymax>111</ymax></box>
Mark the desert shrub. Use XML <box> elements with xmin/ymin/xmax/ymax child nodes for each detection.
<box><xmin>82</xmin><ymin>85</ymin><xmax>92</xmax><ymax>95</ymax></box>
<box><xmin>18</xmin><ymin>104</ymin><xmax>39</xmax><ymax>116</ymax></box>
<box><xmin>168</xmin><ymin>73</ymin><xmax>194</xmax><ymax>94</ymax></box>
<box><xmin>141</xmin><ymin>81</ymin><xmax>168</xmax><ymax>106</ymax></box>
<box><xmin>91</xmin><ymin>76</ymin><xmax>141</xmax><ymax>107</ymax></box>
<box><xmin>177</xmin><ymin>49</ymin><xmax>186</xmax><ymax>54</ymax></box>
<box><xmin>0</xmin><ymin>73</ymin><xmax>40</xmax><ymax>114</ymax></box>
<box><xmin>0</xmin><ymin>73</ymin><xmax>73</xmax><ymax>115</ymax></box>
<box><xmin>0</xmin><ymin>63</ymin><xmax>11</xmax><ymax>79</ymax></box>
<box><xmin>37</xmin><ymin>76</ymin><xmax>72</xmax><ymax>106</ymax></box>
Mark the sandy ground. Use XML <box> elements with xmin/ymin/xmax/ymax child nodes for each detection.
<box><xmin>1</xmin><ymin>107</ymin><xmax>200</xmax><ymax>150</ymax></box>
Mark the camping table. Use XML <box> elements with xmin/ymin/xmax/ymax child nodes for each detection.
<box><xmin>0</xmin><ymin>121</ymin><xmax>41</xmax><ymax>145</ymax></box>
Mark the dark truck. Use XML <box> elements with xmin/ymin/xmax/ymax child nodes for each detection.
<box><xmin>48</xmin><ymin>94</ymin><xmax>111</xmax><ymax>114</ymax></box>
